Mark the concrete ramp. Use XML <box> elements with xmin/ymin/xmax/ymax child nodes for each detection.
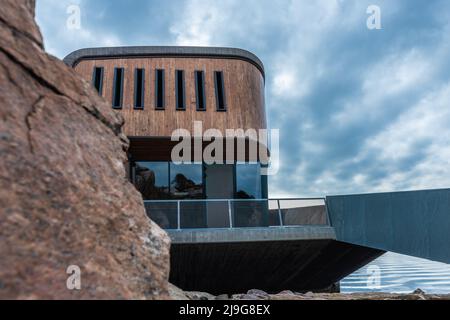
<box><xmin>327</xmin><ymin>188</ymin><xmax>450</xmax><ymax>264</ymax></box>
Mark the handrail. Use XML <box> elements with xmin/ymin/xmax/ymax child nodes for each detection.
<box><xmin>143</xmin><ymin>197</ymin><xmax>326</xmax><ymax>203</ymax></box>
<box><xmin>143</xmin><ymin>198</ymin><xmax>329</xmax><ymax>230</ymax></box>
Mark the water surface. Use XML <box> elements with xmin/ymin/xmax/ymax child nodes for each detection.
<box><xmin>342</xmin><ymin>252</ymin><xmax>450</xmax><ymax>294</ymax></box>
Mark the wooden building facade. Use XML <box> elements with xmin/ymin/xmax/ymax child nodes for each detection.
<box><xmin>64</xmin><ymin>46</ymin><xmax>268</xmax><ymax>202</ymax></box>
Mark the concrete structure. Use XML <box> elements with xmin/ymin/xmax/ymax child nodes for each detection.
<box><xmin>168</xmin><ymin>227</ymin><xmax>383</xmax><ymax>294</ymax></box>
<box><xmin>327</xmin><ymin>188</ymin><xmax>450</xmax><ymax>264</ymax></box>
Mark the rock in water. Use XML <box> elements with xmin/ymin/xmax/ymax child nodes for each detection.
<box><xmin>0</xmin><ymin>0</ymin><xmax>170</xmax><ymax>299</ymax></box>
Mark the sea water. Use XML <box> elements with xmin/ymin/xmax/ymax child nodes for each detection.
<box><xmin>342</xmin><ymin>252</ymin><xmax>450</xmax><ymax>294</ymax></box>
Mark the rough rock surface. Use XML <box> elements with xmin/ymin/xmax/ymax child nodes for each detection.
<box><xmin>0</xmin><ymin>0</ymin><xmax>170</xmax><ymax>299</ymax></box>
<box><xmin>172</xmin><ymin>289</ymin><xmax>450</xmax><ymax>301</ymax></box>
<box><xmin>168</xmin><ymin>283</ymin><xmax>190</xmax><ymax>300</ymax></box>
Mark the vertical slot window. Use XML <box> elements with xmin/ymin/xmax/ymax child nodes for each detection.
<box><xmin>92</xmin><ymin>67</ymin><xmax>104</xmax><ymax>95</ymax></box>
<box><xmin>112</xmin><ymin>67</ymin><xmax>124</xmax><ymax>109</ymax></box>
<box><xmin>175</xmin><ymin>70</ymin><xmax>186</xmax><ymax>110</ymax></box>
<box><xmin>134</xmin><ymin>68</ymin><xmax>145</xmax><ymax>109</ymax></box>
<box><xmin>155</xmin><ymin>69</ymin><xmax>165</xmax><ymax>110</ymax></box>
<box><xmin>214</xmin><ymin>71</ymin><xmax>227</xmax><ymax>111</ymax></box>
<box><xmin>195</xmin><ymin>71</ymin><xmax>206</xmax><ymax>111</ymax></box>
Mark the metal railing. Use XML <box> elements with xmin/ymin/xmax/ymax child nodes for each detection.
<box><xmin>144</xmin><ymin>198</ymin><xmax>330</xmax><ymax>230</ymax></box>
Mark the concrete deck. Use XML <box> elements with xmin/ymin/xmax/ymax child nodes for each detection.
<box><xmin>168</xmin><ymin>226</ymin><xmax>336</xmax><ymax>243</ymax></box>
<box><xmin>167</xmin><ymin>227</ymin><xmax>384</xmax><ymax>294</ymax></box>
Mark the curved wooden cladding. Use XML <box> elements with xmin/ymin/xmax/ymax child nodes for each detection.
<box><xmin>74</xmin><ymin>57</ymin><xmax>266</xmax><ymax>137</ymax></box>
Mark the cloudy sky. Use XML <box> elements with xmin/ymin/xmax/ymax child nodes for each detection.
<box><xmin>35</xmin><ymin>0</ymin><xmax>450</xmax><ymax>197</ymax></box>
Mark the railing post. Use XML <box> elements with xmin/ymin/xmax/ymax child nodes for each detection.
<box><xmin>277</xmin><ymin>199</ymin><xmax>283</xmax><ymax>227</ymax></box>
<box><xmin>228</xmin><ymin>200</ymin><xmax>233</xmax><ymax>229</ymax></box>
<box><xmin>177</xmin><ymin>201</ymin><xmax>181</xmax><ymax>231</ymax></box>
<box><xmin>324</xmin><ymin>197</ymin><xmax>331</xmax><ymax>226</ymax></box>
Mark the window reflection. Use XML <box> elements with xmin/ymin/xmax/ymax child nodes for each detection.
<box><xmin>134</xmin><ymin>162</ymin><xmax>170</xmax><ymax>200</ymax></box>
<box><xmin>170</xmin><ymin>163</ymin><xmax>204</xmax><ymax>199</ymax></box>
<box><xmin>236</xmin><ymin>164</ymin><xmax>262</xmax><ymax>199</ymax></box>
<box><xmin>134</xmin><ymin>162</ymin><xmax>262</xmax><ymax>201</ymax></box>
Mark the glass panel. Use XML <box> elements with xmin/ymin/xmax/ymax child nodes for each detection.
<box><xmin>112</xmin><ymin>68</ymin><xmax>123</xmax><ymax>108</ymax></box>
<box><xmin>134</xmin><ymin>162</ymin><xmax>170</xmax><ymax>200</ymax></box>
<box><xmin>92</xmin><ymin>67</ymin><xmax>103</xmax><ymax>95</ymax></box>
<box><xmin>205</xmin><ymin>200</ymin><xmax>230</xmax><ymax>228</ymax></box>
<box><xmin>134</xmin><ymin>68</ymin><xmax>145</xmax><ymax>109</ymax></box>
<box><xmin>155</xmin><ymin>69</ymin><xmax>165</xmax><ymax>109</ymax></box>
<box><xmin>143</xmin><ymin>198</ymin><xmax>328</xmax><ymax>230</ymax></box>
<box><xmin>170</xmin><ymin>163</ymin><xmax>204</xmax><ymax>199</ymax></box>
<box><xmin>215</xmin><ymin>71</ymin><xmax>226</xmax><ymax>111</ymax></box>
<box><xmin>236</xmin><ymin>164</ymin><xmax>262</xmax><ymax>199</ymax></box>
<box><xmin>180</xmin><ymin>201</ymin><xmax>207</xmax><ymax>229</ymax></box>
<box><xmin>232</xmin><ymin>200</ymin><xmax>268</xmax><ymax>228</ymax></box>
<box><xmin>195</xmin><ymin>71</ymin><xmax>206</xmax><ymax>111</ymax></box>
<box><xmin>279</xmin><ymin>199</ymin><xmax>327</xmax><ymax>226</ymax></box>
<box><xmin>144</xmin><ymin>201</ymin><xmax>177</xmax><ymax>229</ymax></box>
<box><xmin>176</xmin><ymin>70</ymin><xmax>185</xmax><ymax>110</ymax></box>
<box><xmin>268</xmin><ymin>199</ymin><xmax>282</xmax><ymax>226</ymax></box>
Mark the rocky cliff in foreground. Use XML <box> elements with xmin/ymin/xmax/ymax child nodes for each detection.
<box><xmin>0</xmin><ymin>0</ymin><xmax>170</xmax><ymax>299</ymax></box>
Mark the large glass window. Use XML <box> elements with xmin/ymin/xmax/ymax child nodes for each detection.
<box><xmin>133</xmin><ymin>162</ymin><xmax>262</xmax><ymax>200</ymax></box>
<box><xmin>236</xmin><ymin>164</ymin><xmax>262</xmax><ymax>199</ymax></box>
<box><xmin>134</xmin><ymin>162</ymin><xmax>170</xmax><ymax>200</ymax></box>
<box><xmin>170</xmin><ymin>163</ymin><xmax>204</xmax><ymax>199</ymax></box>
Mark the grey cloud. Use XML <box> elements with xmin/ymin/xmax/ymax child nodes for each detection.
<box><xmin>36</xmin><ymin>0</ymin><xmax>450</xmax><ymax>196</ymax></box>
